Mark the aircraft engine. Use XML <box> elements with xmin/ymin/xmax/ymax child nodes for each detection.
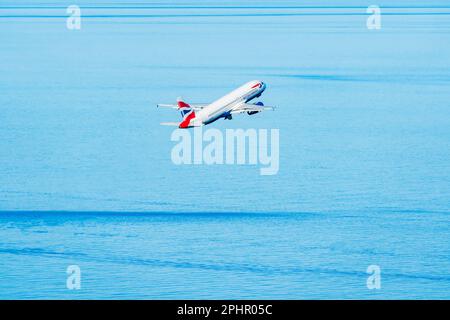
<box><xmin>248</xmin><ymin>102</ymin><xmax>264</xmax><ymax>115</ymax></box>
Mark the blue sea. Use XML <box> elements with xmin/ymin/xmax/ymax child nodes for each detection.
<box><xmin>1</xmin><ymin>0</ymin><xmax>450</xmax><ymax>299</ymax></box>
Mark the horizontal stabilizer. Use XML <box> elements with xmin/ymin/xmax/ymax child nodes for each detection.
<box><xmin>157</xmin><ymin>103</ymin><xmax>208</xmax><ymax>110</ymax></box>
<box><xmin>160</xmin><ymin>122</ymin><xmax>179</xmax><ymax>126</ymax></box>
<box><xmin>157</xmin><ymin>104</ymin><xmax>178</xmax><ymax>109</ymax></box>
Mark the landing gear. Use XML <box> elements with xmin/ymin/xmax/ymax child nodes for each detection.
<box><xmin>224</xmin><ymin>114</ymin><xmax>232</xmax><ymax>120</ymax></box>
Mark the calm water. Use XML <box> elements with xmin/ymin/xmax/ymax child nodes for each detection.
<box><xmin>1</xmin><ymin>0</ymin><xmax>450</xmax><ymax>299</ymax></box>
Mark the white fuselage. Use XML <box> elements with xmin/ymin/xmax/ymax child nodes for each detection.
<box><xmin>191</xmin><ymin>80</ymin><xmax>266</xmax><ymax>126</ymax></box>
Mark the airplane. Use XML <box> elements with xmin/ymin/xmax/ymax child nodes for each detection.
<box><xmin>157</xmin><ymin>80</ymin><xmax>275</xmax><ymax>128</ymax></box>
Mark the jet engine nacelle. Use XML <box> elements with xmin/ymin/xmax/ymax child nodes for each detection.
<box><xmin>248</xmin><ymin>102</ymin><xmax>264</xmax><ymax>115</ymax></box>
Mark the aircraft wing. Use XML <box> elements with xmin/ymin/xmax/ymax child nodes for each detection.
<box><xmin>157</xmin><ymin>103</ymin><xmax>208</xmax><ymax>111</ymax></box>
<box><xmin>230</xmin><ymin>103</ymin><xmax>275</xmax><ymax>114</ymax></box>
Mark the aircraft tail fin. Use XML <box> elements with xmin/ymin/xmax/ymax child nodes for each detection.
<box><xmin>177</xmin><ymin>97</ymin><xmax>197</xmax><ymax>128</ymax></box>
